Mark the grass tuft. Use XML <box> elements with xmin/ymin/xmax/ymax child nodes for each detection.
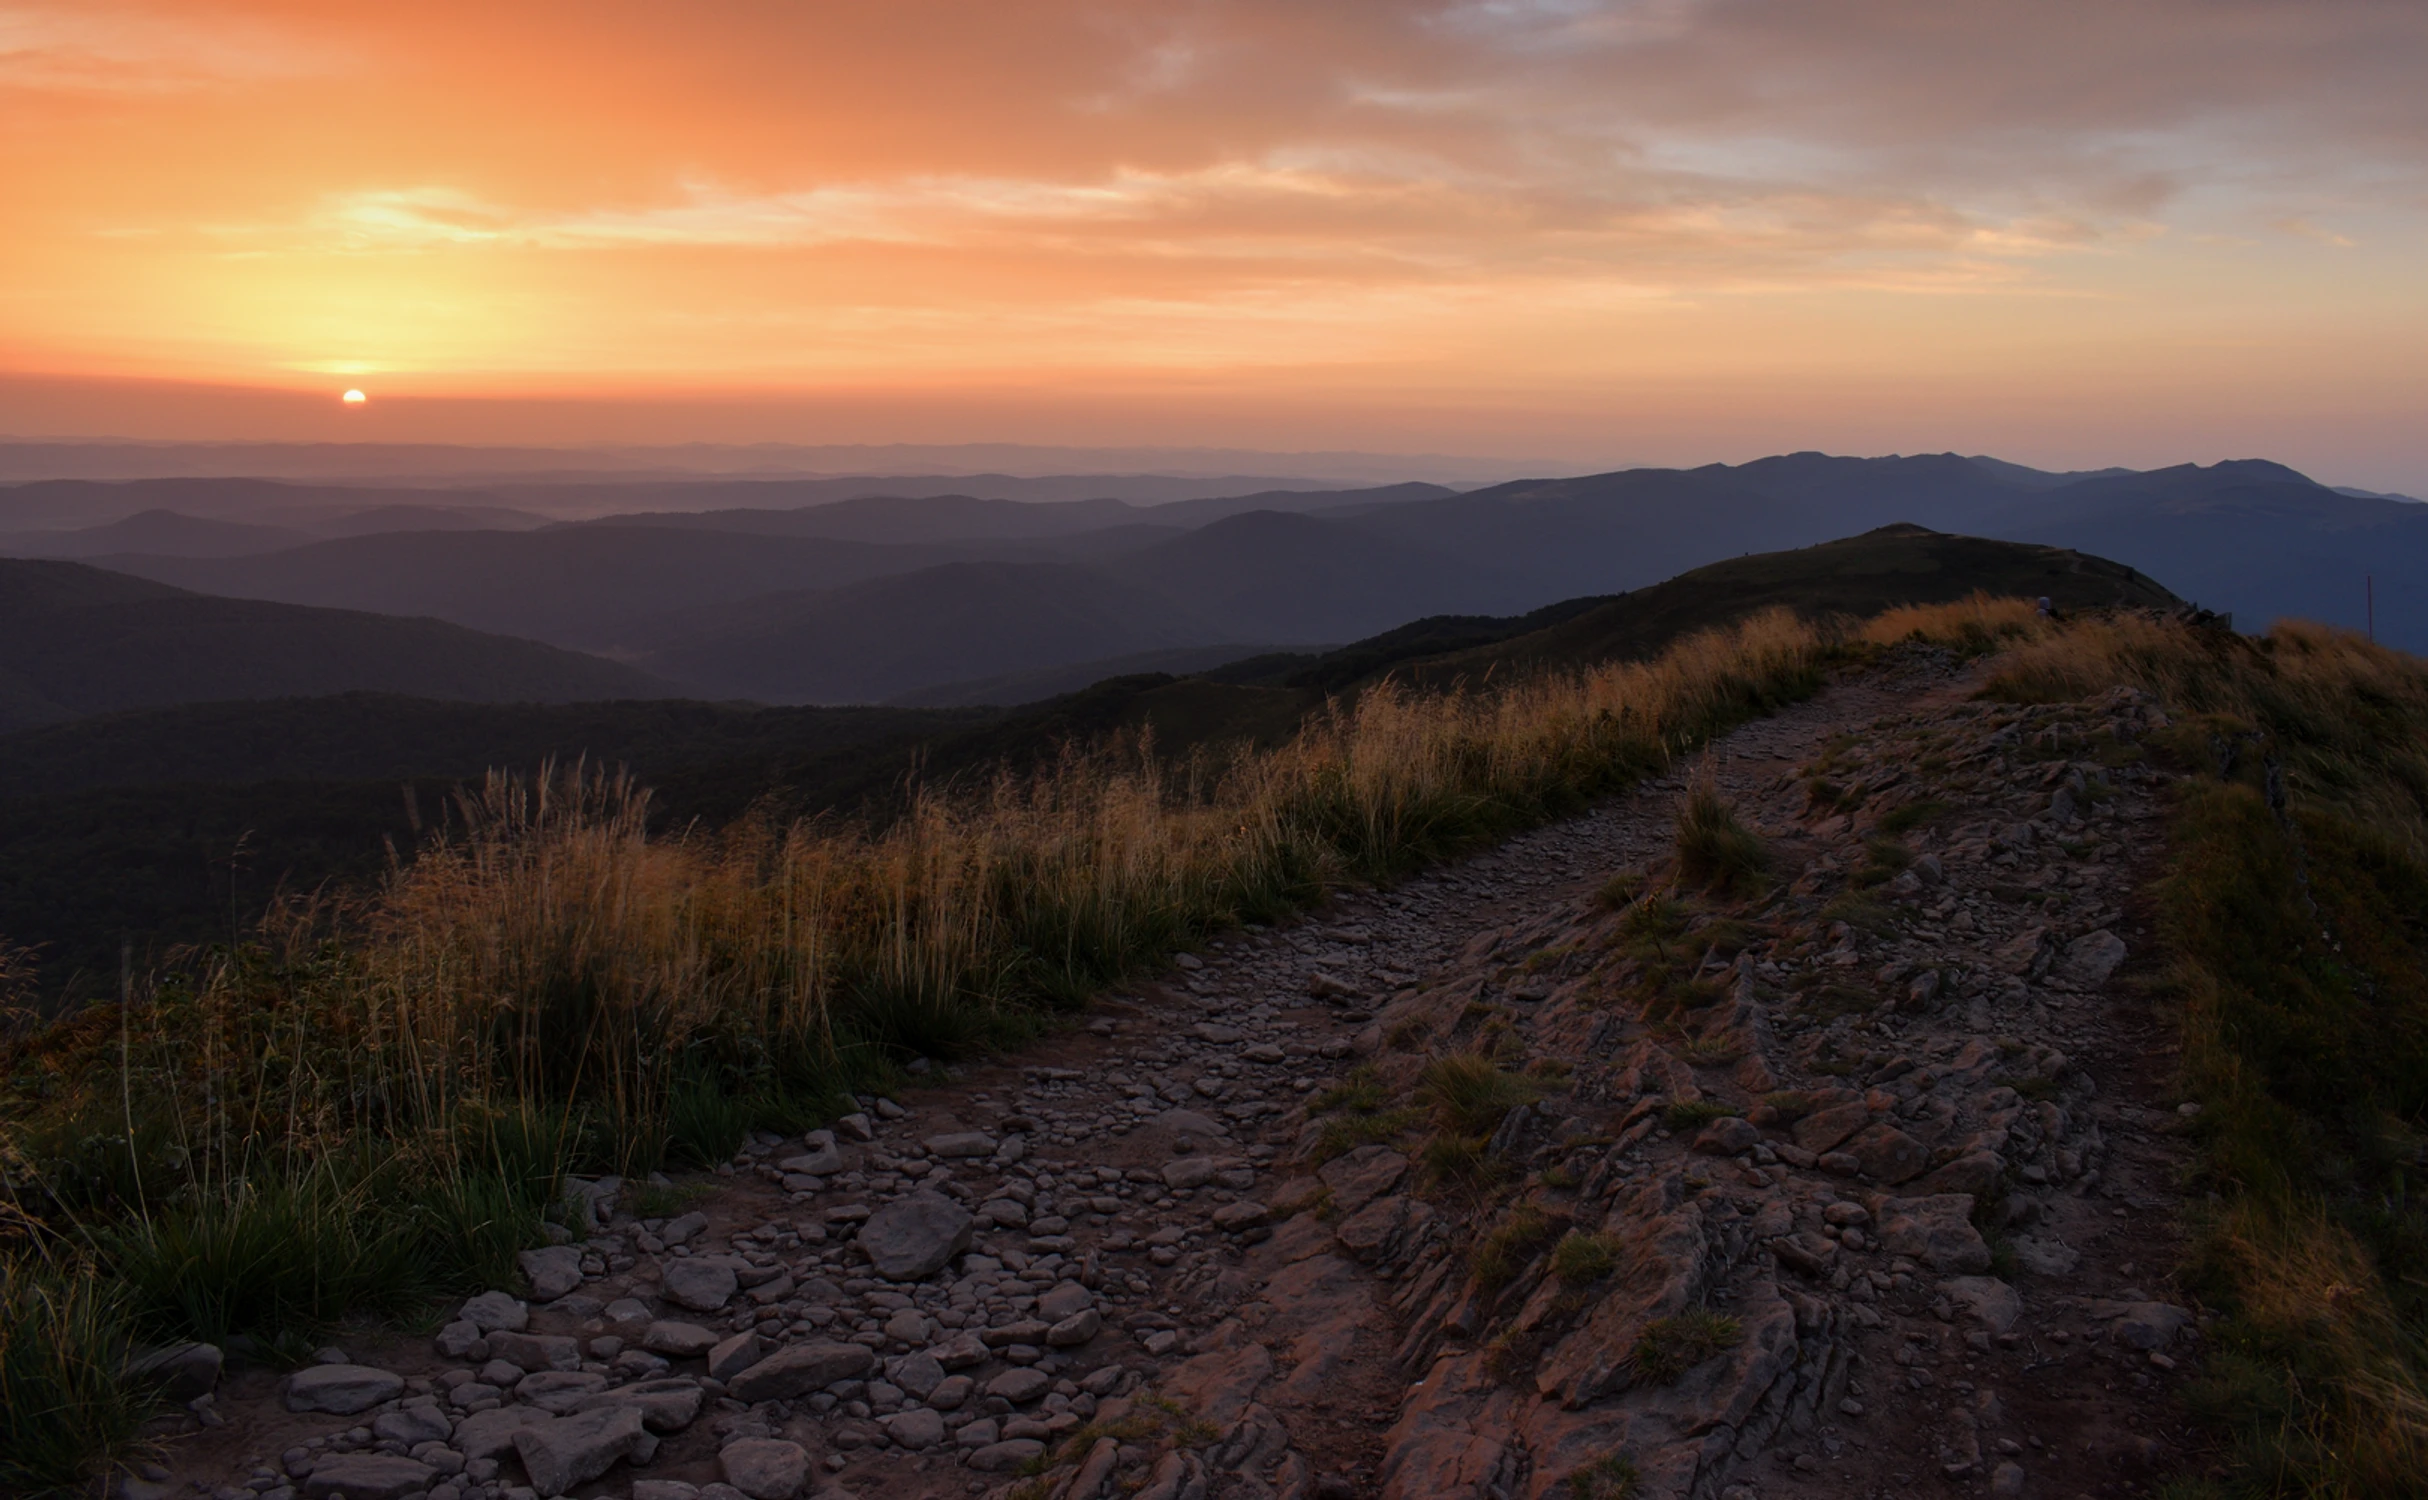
<box><xmin>1674</xmin><ymin>773</ymin><xmax>1768</xmax><ymax>896</ymax></box>
<box><xmin>1550</xmin><ymin>1229</ymin><xmax>1629</xmax><ymax>1287</ymax></box>
<box><xmin>1417</xmin><ymin>1052</ymin><xmax>1541</xmax><ymax>1137</ymax></box>
<box><xmin>1630</xmin><ymin>1307</ymin><xmax>1743</xmax><ymax>1384</ymax></box>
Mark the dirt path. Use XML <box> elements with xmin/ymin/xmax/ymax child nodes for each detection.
<box><xmin>160</xmin><ymin>650</ymin><xmax>2208</xmax><ymax>1500</ymax></box>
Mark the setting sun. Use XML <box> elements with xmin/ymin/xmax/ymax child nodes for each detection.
<box><xmin>340</xmin><ymin>389</ymin><xmax>366</xmax><ymax>405</ymax></box>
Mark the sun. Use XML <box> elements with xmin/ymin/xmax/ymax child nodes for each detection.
<box><xmin>341</xmin><ymin>389</ymin><xmax>367</xmax><ymax>405</ymax></box>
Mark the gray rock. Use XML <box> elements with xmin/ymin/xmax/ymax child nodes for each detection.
<box><xmin>707</xmin><ymin>1331</ymin><xmax>764</xmax><ymax>1381</ymax></box>
<box><xmin>124</xmin><ymin>1342</ymin><xmax>221</xmax><ymax>1401</ymax></box>
<box><xmin>643</xmin><ymin>1320</ymin><xmax>720</xmax><ymax>1357</ymax></box>
<box><xmin>512</xmin><ymin>1404</ymin><xmax>650</xmax><ymax>1497</ymax></box>
<box><xmin>922</xmin><ymin>1132</ymin><xmax>997</xmax><ymax>1159</ymax></box>
<box><xmin>1691</xmin><ymin>1118</ymin><xmax>1761</xmax><ymax>1156</ymax></box>
<box><xmin>1940</xmin><ymin>1276</ymin><xmax>2023</xmax><ymax>1333</ymax></box>
<box><xmin>1210</xmin><ymin>1200</ymin><xmax>1269</xmax><ymax>1232</ymax></box>
<box><xmin>725</xmin><ymin>1341</ymin><xmax>875</xmax><ymax>1402</ymax></box>
<box><xmin>434</xmin><ymin>1320</ymin><xmax>486</xmax><ymax>1359</ymax></box>
<box><xmin>834</xmin><ymin>1112</ymin><xmax>874</xmax><ymax>1142</ymax></box>
<box><xmin>1161</xmin><ymin>1157</ymin><xmax>1217</xmax><ymax>1191</ymax></box>
<box><xmin>928</xmin><ymin>1373</ymin><xmax>974</xmax><ymax>1410</ymax></box>
<box><xmin>986</xmin><ymin>1367</ymin><xmax>1050</xmax><ymax>1404</ymax></box>
<box><xmin>487</xmin><ymin>1331</ymin><xmax>581</xmax><ymax>1372</ymax></box>
<box><xmin>1047</xmin><ymin>1309</ymin><xmax>1103</xmax><ymax>1347</ymax></box>
<box><xmin>2109</xmin><ymin>1301</ymin><xmax>2194</xmax><ymax>1351</ymax></box>
<box><xmin>891</xmin><ymin>1352</ymin><xmax>946</xmax><ymax>1400</ymax></box>
<box><xmin>883</xmin><ymin>1407</ymin><xmax>947</xmax><ymax>1448</ymax></box>
<box><xmin>515</xmin><ymin>1370</ymin><xmax>610</xmax><ymax>1414</ymax></box>
<box><xmin>662</xmin><ymin>1211</ymin><xmax>709</xmax><ymax>1246</ymax></box>
<box><xmin>298</xmin><ymin>1455</ymin><xmax>432</xmax><ymax>1500</ymax></box>
<box><xmin>372</xmin><ymin>1406</ymin><xmax>453</xmax><ymax>1447</ymax></box>
<box><xmin>968</xmin><ymin>1439</ymin><xmax>1047</xmax><ymax>1472</ymax></box>
<box><xmin>453</xmin><ymin>1406</ymin><xmax>551</xmax><ymax>1460</ymax></box>
<box><xmin>662</xmin><ymin>1257</ymin><xmax>739</xmax><ymax>1312</ymax></box>
<box><xmin>457</xmin><ymin>1290</ymin><xmax>528</xmax><ymax>1332</ymax></box>
<box><xmin>778</xmin><ymin>1146</ymin><xmax>843</xmax><ymax>1176</ymax></box>
<box><xmin>2058</xmin><ymin>929</ymin><xmax>2129</xmax><ymax>988</ymax></box>
<box><xmin>284</xmin><ymin>1364</ymin><xmax>403</xmax><ymax>1415</ymax></box>
<box><xmin>1036</xmin><ymin>1283</ymin><xmax>1095</xmax><ymax>1322</ymax></box>
<box><xmin>2011</xmin><ymin>1234</ymin><xmax>2080</xmax><ymax>1277</ymax></box>
<box><xmin>518</xmin><ymin>1245</ymin><xmax>585</xmax><ymax>1302</ymax></box>
<box><xmin>1876</xmin><ymin>1195</ymin><xmax>1993</xmax><ymax>1274</ymax></box>
<box><xmin>572</xmin><ymin>1377</ymin><xmax>708</xmax><ymax>1433</ymax></box>
<box><xmin>857</xmin><ymin>1191</ymin><xmax>974</xmax><ymax>1281</ymax></box>
<box><xmin>719</xmin><ymin>1438</ymin><xmax>811</xmax><ymax>1500</ymax></box>
<box><xmin>633</xmin><ymin>1484</ymin><xmax>702</xmax><ymax>1500</ymax></box>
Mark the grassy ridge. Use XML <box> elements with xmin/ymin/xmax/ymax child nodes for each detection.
<box><xmin>1985</xmin><ymin>618</ymin><xmax>2428</xmax><ymax>1497</ymax></box>
<box><xmin>11</xmin><ymin>601</ymin><xmax>1986</xmax><ymax>1496</ymax></box>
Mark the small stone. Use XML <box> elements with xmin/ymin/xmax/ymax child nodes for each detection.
<box><xmin>707</xmin><ymin>1332</ymin><xmax>764</xmax><ymax>1381</ymax></box>
<box><xmin>1211</xmin><ymin>1200</ymin><xmax>1269</xmax><ymax>1232</ymax></box>
<box><xmin>298</xmin><ymin>1455</ymin><xmax>433</xmax><ymax>1500</ymax></box>
<box><xmin>1047</xmin><ymin>1310</ymin><xmax>1103</xmax><ymax>1347</ymax></box>
<box><xmin>284</xmin><ymin>1365</ymin><xmax>404</xmax><ymax>1415</ymax></box>
<box><xmin>967</xmin><ymin>1439</ymin><xmax>1047</xmax><ymax>1472</ymax></box>
<box><xmin>515</xmin><ymin>1370</ymin><xmax>610</xmax><ymax>1414</ymax></box>
<box><xmin>662</xmin><ymin>1211</ymin><xmax>710</xmax><ymax>1246</ymax></box>
<box><xmin>1036</xmin><ymin>1283</ymin><xmax>1095</xmax><ymax>1322</ymax></box>
<box><xmin>922</xmin><ymin>1132</ymin><xmax>997</xmax><ymax>1159</ymax></box>
<box><xmin>1691</xmin><ymin>1117</ymin><xmax>1761</xmax><ymax>1156</ymax></box>
<box><xmin>1990</xmin><ymin>1460</ymin><xmax>2027</xmax><ymax>1497</ymax></box>
<box><xmin>434</xmin><ymin>1321</ymin><xmax>486</xmax><ymax>1360</ymax></box>
<box><xmin>124</xmin><ymin>1342</ymin><xmax>222</xmax><ymax>1401</ymax></box>
<box><xmin>719</xmin><ymin>1439</ymin><xmax>811</xmax><ymax>1500</ymax></box>
<box><xmin>2057</xmin><ymin>930</ymin><xmax>2128</xmax><ymax>988</ymax></box>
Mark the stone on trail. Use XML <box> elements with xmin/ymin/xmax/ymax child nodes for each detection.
<box><xmin>454</xmin><ymin>1406</ymin><xmax>552</xmax><ymax>1461</ymax></box>
<box><xmin>123</xmin><ymin>1341</ymin><xmax>221</xmax><ymax>1401</ymax></box>
<box><xmin>517</xmin><ymin>1369</ymin><xmax>610</xmax><ymax>1413</ymax></box>
<box><xmin>1941</xmin><ymin>1275</ymin><xmax>2024</xmax><ymax>1333</ymax></box>
<box><xmin>892</xmin><ymin>1351</ymin><xmax>946</xmax><ymax>1399</ymax></box>
<box><xmin>1036</xmin><ymin>1282</ymin><xmax>1095</xmax><ymax>1322</ymax></box>
<box><xmin>725</xmin><ymin>1340</ymin><xmax>875</xmax><ymax>1402</ymax></box>
<box><xmin>487</xmin><ymin>1329</ymin><xmax>581</xmax><ymax>1372</ymax></box>
<box><xmin>922</xmin><ymin>1131</ymin><xmax>997</xmax><ymax>1158</ymax></box>
<box><xmin>1047</xmin><ymin>1309</ymin><xmax>1104</xmax><ymax>1347</ymax></box>
<box><xmin>1212</xmin><ymin>1199</ymin><xmax>1270</xmax><ymax>1232</ymax></box>
<box><xmin>986</xmin><ymin>1366</ymin><xmax>1052</xmax><ymax>1404</ymax></box>
<box><xmin>573</xmin><ymin>1376</ymin><xmax>708</xmax><ymax>1432</ymax></box>
<box><xmin>1843</xmin><ymin>1123</ymin><xmax>1930</xmax><ymax>1184</ymax></box>
<box><xmin>371</xmin><ymin>1405</ymin><xmax>451</xmax><ymax>1446</ymax></box>
<box><xmin>518</xmin><ymin>1245</ymin><xmax>585</xmax><ymax>1302</ymax></box>
<box><xmin>2058</xmin><ymin>929</ymin><xmax>2129</xmax><ymax>988</ymax></box>
<box><xmin>284</xmin><ymin>1363</ymin><xmax>403</xmax><ymax>1414</ymax></box>
<box><xmin>643</xmin><ymin>1319</ymin><xmax>720</xmax><ymax>1357</ymax></box>
<box><xmin>458</xmin><ymin>1290</ymin><xmax>529</xmax><ymax>1332</ymax></box>
<box><xmin>1690</xmin><ymin>1117</ymin><xmax>1761</xmax><ymax>1156</ymax></box>
<box><xmin>719</xmin><ymin>1438</ymin><xmax>812</xmax><ymax>1499</ymax></box>
<box><xmin>662</xmin><ymin>1210</ymin><xmax>710</xmax><ymax>1246</ymax></box>
<box><xmin>857</xmin><ymin>1190</ymin><xmax>973</xmax><ymax>1280</ymax></box>
<box><xmin>708</xmin><ymin>1331</ymin><xmax>764</xmax><ymax>1380</ymax></box>
<box><xmin>298</xmin><ymin>1454</ymin><xmax>433</xmax><ymax>1500</ymax></box>
<box><xmin>883</xmin><ymin>1406</ymin><xmax>947</xmax><ymax>1448</ymax></box>
<box><xmin>1317</xmin><ymin>1145</ymin><xmax>1407</xmax><ymax>1217</ymax></box>
<box><xmin>1875</xmin><ymin>1194</ymin><xmax>1993</xmax><ymax>1274</ymax></box>
<box><xmin>662</xmin><ymin>1256</ymin><xmax>740</xmax><ymax>1311</ymax></box>
<box><xmin>2108</xmin><ymin>1300</ymin><xmax>2195</xmax><ymax>1351</ymax></box>
<box><xmin>1911</xmin><ymin>1151</ymin><xmax>2006</xmax><ymax>1199</ymax></box>
<box><xmin>1161</xmin><ymin>1156</ymin><xmax>1217</xmax><ymax>1190</ymax></box>
<box><xmin>434</xmin><ymin>1320</ymin><xmax>485</xmax><ymax>1359</ymax></box>
<box><xmin>512</xmin><ymin>1403</ymin><xmax>652</xmax><ymax>1497</ymax></box>
<box><xmin>968</xmin><ymin>1439</ymin><xmax>1047</xmax><ymax>1472</ymax></box>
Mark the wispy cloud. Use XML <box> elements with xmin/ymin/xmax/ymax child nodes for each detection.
<box><xmin>0</xmin><ymin>5</ymin><xmax>341</xmax><ymax>92</ymax></box>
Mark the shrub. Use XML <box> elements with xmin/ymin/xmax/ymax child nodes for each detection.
<box><xmin>1567</xmin><ymin>1452</ymin><xmax>1642</xmax><ymax>1500</ymax></box>
<box><xmin>1663</xmin><ymin>1099</ymin><xmax>1737</xmax><ymax>1131</ymax></box>
<box><xmin>1630</xmin><ymin>1307</ymin><xmax>1742</xmax><ymax>1384</ymax></box>
<box><xmin>0</xmin><ymin>1258</ymin><xmax>157</xmax><ymax>1500</ymax></box>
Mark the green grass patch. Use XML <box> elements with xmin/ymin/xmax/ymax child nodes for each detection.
<box><xmin>1550</xmin><ymin>1229</ymin><xmax>1629</xmax><ymax>1286</ymax></box>
<box><xmin>1471</xmin><ymin>1204</ymin><xmax>1564</xmax><ymax>1291</ymax></box>
<box><xmin>1567</xmin><ymin>1452</ymin><xmax>1642</xmax><ymax>1500</ymax></box>
<box><xmin>1662</xmin><ymin>1099</ymin><xmax>1738</xmax><ymax>1131</ymax></box>
<box><xmin>1418</xmin><ymin>1052</ymin><xmax>1542</xmax><ymax>1137</ymax></box>
<box><xmin>1675</xmin><ymin>777</ymin><xmax>1768</xmax><ymax>897</ymax></box>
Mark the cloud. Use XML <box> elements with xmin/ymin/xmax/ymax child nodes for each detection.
<box><xmin>0</xmin><ymin>5</ymin><xmax>341</xmax><ymax>91</ymax></box>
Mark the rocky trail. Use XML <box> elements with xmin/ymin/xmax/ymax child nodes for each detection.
<box><xmin>148</xmin><ymin>649</ymin><xmax>2211</xmax><ymax>1500</ymax></box>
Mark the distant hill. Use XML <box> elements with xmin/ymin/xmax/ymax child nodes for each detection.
<box><xmin>887</xmin><ymin>644</ymin><xmax>1296</xmax><ymax>708</ymax></box>
<box><xmin>0</xmin><ymin>509</ymin><xmax>315</xmax><ymax>559</ymax></box>
<box><xmin>0</xmin><ymin>559</ymin><xmax>664</xmax><ymax>733</ymax></box>
<box><xmin>636</xmin><ymin>560</ymin><xmax>1234</xmax><ymax>703</ymax></box>
<box><xmin>1387</xmin><ymin>525</ymin><xmax>2182</xmax><ymax>689</ymax></box>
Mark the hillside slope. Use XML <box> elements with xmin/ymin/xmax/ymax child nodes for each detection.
<box><xmin>0</xmin><ymin>559</ymin><xmax>664</xmax><ymax>732</ymax></box>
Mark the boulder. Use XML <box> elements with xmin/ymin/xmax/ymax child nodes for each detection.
<box><xmin>371</xmin><ymin>1405</ymin><xmax>452</xmax><ymax>1447</ymax></box>
<box><xmin>1911</xmin><ymin>1152</ymin><xmax>2006</xmax><ymax>1199</ymax></box>
<box><xmin>518</xmin><ymin>1245</ymin><xmax>585</xmax><ymax>1302</ymax></box>
<box><xmin>1941</xmin><ymin>1276</ymin><xmax>2023</xmax><ymax>1333</ymax></box>
<box><xmin>725</xmin><ymin>1341</ymin><xmax>875</xmax><ymax>1402</ymax></box>
<box><xmin>284</xmin><ymin>1364</ymin><xmax>403</xmax><ymax>1415</ymax></box>
<box><xmin>455</xmin><ymin>1406</ymin><xmax>553</xmax><ymax>1460</ymax></box>
<box><xmin>2107</xmin><ymin>1301</ymin><xmax>2194</xmax><ymax>1351</ymax></box>
<box><xmin>1047</xmin><ymin>1310</ymin><xmax>1103</xmax><ymax>1347</ymax></box>
<box><xmin>968</xmin><ymin>1439</ymin><xmax>1047</xmax><ymax>1472</ymax></box>
<box><xmin>985</xmin><ymin>1367</ymin><xmax>1051</xmax><ymax>1404</ymax></box>
<box><xmin>1036</xmin><ymin>1283</ymin><xmax>1095</xmax><ymax>1322</ymax></box>
<box><xmin>719</xmin><ymin>1439</ymin><xmax>811</xmax><ymax>1500</ymax></box>
<box><xmin>858</xmin><ymin>1191</ymin><xmax>974</xmax><ymax>1281</ymax></box>
<box><xmin>707</xmin><ymin>1332</ymin><xmax>764</xmax><ymax>1381</ymax></box>
<box><xmin>513</xmin><ymin>1404</ymin><xmax>651</xmax><ymax>1497</ymax></box>
<box><xmin>1793</xmin><ymin>1102</ymin><xmax>1874</xmax><ymax>1155</ymax></box>
<box><xmin>1161</xmin><ymin>1157</ymin><xmax>1218</xmax><ymax>1191</ymax></box>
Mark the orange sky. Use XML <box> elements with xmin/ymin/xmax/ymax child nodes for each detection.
<box><xmin>4</xmin><ymin>1</ymin><xmax>2426</xmax><ymax>485</ymax></box>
